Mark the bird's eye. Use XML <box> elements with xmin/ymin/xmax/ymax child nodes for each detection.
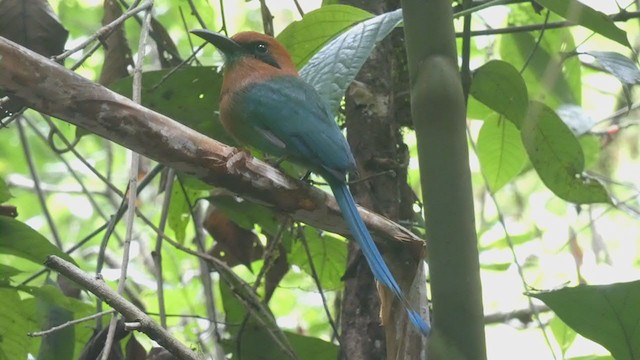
<box><xmin>255</xmin><ymin>42</ymin><xmax>268</xmax><ymax>54</ymax></box>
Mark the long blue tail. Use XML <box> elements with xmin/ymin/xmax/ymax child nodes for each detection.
<box><xmin>329</xmin><ymin>180</ymin><xmax>430</xmax><ymax>336</ymax></box>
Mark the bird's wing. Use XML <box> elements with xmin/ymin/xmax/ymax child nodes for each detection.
<box><xmin>236</xmin><ymin>75</ymin><xmax>356</xmax><ymax>179</ymax></box>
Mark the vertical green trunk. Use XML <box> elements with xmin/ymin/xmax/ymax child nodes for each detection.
<box><xmin>400</xmin><ymin>0</ymin><xmax>487</xmax><ymax>359</ymax></box>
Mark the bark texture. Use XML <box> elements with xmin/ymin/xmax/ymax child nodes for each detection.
<box><xmin>0</xmin><ymin>36</ymin><xmax>423</xmax><ymax>249</ymax></box>
<box><xmin>339</xmin><ymin>1</ymin><xmax>427</xmax><ymax>359</ymax></box>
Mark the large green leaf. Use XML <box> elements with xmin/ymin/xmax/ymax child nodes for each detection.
<box><xmin>535</xmin><ymin>0</ymin><xmax>629</xmax><ymax>47</ymax></box>
<box><xmin>0</xmin><ymin>217</ymin><xmax>75</xmax><ymax>265</ymax></box>
<box><xmin>289</xmin><ymin>227</ymin><xmax>346</xmax><ymax>290</ymax></box>
<box><xmin>500</xmin><ymin>31</ymin><xmax>576</xmax><ymax>109</ymax></box>
<box><xmin>499</xmin><ymin>6</ymin><xmax>581</xmax><ymax>107</ymax></box>
<box><xmin>521</xmin><ymin>102</ymin><xmax>610</xmax><ymax>204</ymax></box>
<box><xmin>532</xmin><ymin>280</ymin><xmax>640</xmax><ymax>360</ymax></box>
<box><xmin>0</xmin><ymin>288</ymin><xmax>33</xmax><ymax>360</ymax></box>
<box><xmin>108</xmin><ymin>67</ymin><xmax>234</xmax><ymax>145</ymax></box>
<box><xmin>300</xmin><ymin>8</ymin><xmax>403</xmax><ymax>114</ymax></box>
<box><xmin>470</xmin><ymin>60</ymin><xmax>529</xmax><ymax>128</ymax></box>
<box><xmin>477</xmin><ymin>117</ymin><xmax>527</xmax><ymax>192</ymax></box>
<box><xmin>277</xmin><ymin>5</ymin><xmax>372</xmax><ymax>69</ymax></box>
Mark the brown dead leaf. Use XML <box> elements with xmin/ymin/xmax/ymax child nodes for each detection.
<box><xmin>98</xmin><ymin>0</ymin><xmax>133</xmax><ymax>86</ymax></box>
<box><xmin>0</xmin><ymin>0</ymin><xmax>68</xmax><ymax>57</ymax></box>
<box><xmin>0</xmin><ymin>0</ymin><xmax>68</xmax><ymax>115</ymax></box>
<box><xmin>204</xmin><ymin>206</ymin><xmax>264</xmax><ymax>271</ymax></box>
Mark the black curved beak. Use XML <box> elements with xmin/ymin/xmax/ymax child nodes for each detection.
<box><xmin>190</xmin><ymin>29</ymin><xmax>243</xmax><ymax>58</ymax></box>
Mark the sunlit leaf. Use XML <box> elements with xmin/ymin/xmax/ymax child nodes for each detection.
<box><xmin>480</xmin><ymin>262</ymin><xmax>511</xmax><ymax>272</ymax></box>
<box><xmin>0</xmin><ymin>217</ymin><xmax>75</xmax><ymax>265</ymax></box>
<box><xmin>277</xmin><ymin>5</ymin><xmax>372</xmax><ymax>69</ymax></box>
<box><xmin>0</xmin><ymin>178</ymin><xmax>11</xmax><ymax>203</ymax></box>
<box><xmin>470</xmin><ymin>60</ymin><xmax>528</xmax><ymax>127</ymax></box>
<box><xmin>550</xmin><ymin>316</ymin><xmax>577</xmax><ymax>356</ymax></box>
<box><xmin>289</xmin><ymin>227</ymin><xmax>347</xmax><ymax>290</ymax></box>
<box><xmin>532</xmin><ymin>280</ymin><xmax>640</xmax><ymax>360</ymax></box>
<box><xmin>167</xmin><ymin>179</ymin><xmax>204</xmax><ymax>244</ymax></box>
<box><xmin>499</xmin><ymin>7</ymin><xmax>581</xmax><ymax>107</ymax></box>
<box><xmin>535</xmin><ymin>0</ymin><xmax>629</xmax><ymax>47</ymax></box>
<box><xmin>477</xmin><ymin>117</ymin><xmax>527</xmax><ymax>192</ymax></box>
<box><xmin>300</xmin><ymin>8</ymin><xmax>403</xmax><ymax>114</ymax></box>
<box><xmin>521</xmin><ymin>101</ymin><xmax>610</xmax><ymax>204</ymax></box>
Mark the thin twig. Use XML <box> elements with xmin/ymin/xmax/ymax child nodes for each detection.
<box><xmin>187</xmin><ymin>0</ymin><xmax>207</xmax><ymax>29</ymax></box>
<box><xmin>54</xmin><ymin>0</ymin><xmax>153</xmax><ymax>61</ymax></box>
<box><xmin>29</xmin><ymin>310</ymin><xmax>116</xmax><ymax>337</ymax></box>
<box><xmin>24</xmin><ymin>116</ymin><xmax>115</xmax><ymax>224</ymax></box>
<box><xmin>134</xmin><ymin>211</ymin><xmax>299</xmax><ymax>360</ymax></box>
<box><xmin>218</xmin><ymin>0</ymin><xmax>228</xmax><ymax>35</ymax></box>
<box><xmin>519</xmin><ymin>10</ymin><xmax>550</xmax><ymax>74</ymax></box>
<box><xmin>45</xmin><ymin>256</ymin><xmax>199</xmax><ymax>360</ymax></box>
<box><xmin>291</xmin><ymin>0</ymin><xmax>305</xmax><ymax>17</ymax></box>
<box><xmin>102</xmin><ymin>5</ymin><xmax>153</xmax><ymax>358</ymax></box>
<box><xmin>41</xmin><ymin>116</ymin><xmax>124</xmax><ymax>198</ymax></box>
<box><xmin>456</xmin><ymin>10</ymin><xmax>640</xmax><ymax>37</ymax></box>
<box><xmin>16</xmin><ymin>118</ymin><xmax>62</xmax><ymax>248</ymax></box>
<box><xmin>153</xmin><ymin>169</ymin><xmax>175</xmax><ymax>329</ymax></box>
<box><xmin>298</xmin><ymin>226</ymin><xmax>341</xmax><ymax>343</ymax></box>
<box><xmin>467</xmin><ymin>128</ymin><xmax>557</xmax><ymax>360</ymax></box>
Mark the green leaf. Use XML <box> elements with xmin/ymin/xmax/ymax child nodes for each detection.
<box><xmin>0</xmin><ymin>264</ymin><xmax>21</xmax><ymax>281</ymax></box>
<box><xmin>534</xmin><ymin>0</ymin><xmax>629</xmax><ymax>47</ymax></box>
<box><xmin>289</xmin><ymin>227</ymin><xmax>347</xmax><ymax>290</ymax></box>
<box><xmin>211</xmin><ymin>195</ymin><xmax>283</xmax><ymax>236</ymax></box>
<box><xmin>531</xmin><ymin>280</ymin><xmax>640</xmax><ymax>360</ymax></box>
<box><xmin>0</xmin><ymin>288</ymin><xmax>33</xmax><ymax>360</ymax></box>
<box><xmin>579</xmin><ymin>135</ymin><xmax>600</xmax><ymax>170</ymax></box>
<box><xmin>0</xmin><ymin>217</ymin><xmax>75</xmax><ymax>265</ymax></box>
<box><xmin>521</xmin><ymin>102</ymin><xmax>610</xmax><ymax>204</ymax></box>
<box><xmin>0</xmin><ymin>178</ymin><xmax>11</xmax><ymax>203</ymax></box>
<box><xmin>300</xmin><ymin>8</ymin><xmax>403</xmax><ymax>114</ymax></box>
<box><xmin>480</xmin><ymin>262</ymin><xmax>511</xmax><ymax>272</ymax></box>
<box><xmin>477</xmin><ymin>117</ymin><xmax>527</xmax><ymax>192</ymax></box>
<box><xmin>221</xmin><ymin>277</ymin><xmax>338</xmax><ymax>360</ymax></box>
<box><xmin>277</xmin><ymin>5</ymin><xmax>372</xmax><ymax>69</ymax></box>
<box><xmin>219</xmin><ymin>279</ymin><xmax>297</xmax><ymax>359</ymax></box>
<box><xmin>36</xmin><ymin>282</ymin><xmax>75</xmax><ymax>360</ymax></box>
<box><xmin>108</xmin><ymin>67</ymin><xmax>234</xmax><ymax>145</ymax></box>
<box><xmin>500</xmin><ymin>22</ymin><xmax>581</xmax><ymax>109</ymax></box>
<box><xmin>470</xmin><ymin>60</ymin><xmax>529</xmax><ymax>127</ymax></box>
<box><xmin>550</xmin><ymin>316</ymin><xmax>577</xmax><ymax>356</ymax></box>
<box><xmin>168</xmin><ymin>179</ymin><xmax>204</xmax><ymax>244</ymax></box>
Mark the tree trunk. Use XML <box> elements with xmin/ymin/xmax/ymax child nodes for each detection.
<box><xmin>339</xmin><ymin>1</ymin><xmax>427</xmax><ymax>359</ymax></box>
<box><xmin>401</xmin><ymin>0</ymin><xmax>487</xmax><ymax>359</ymax></box>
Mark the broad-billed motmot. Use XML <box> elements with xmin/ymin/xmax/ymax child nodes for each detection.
<box><xmin>191</xmin><ymin>29</ymin><xmax>430</xmax><ymax>336</ymax></box>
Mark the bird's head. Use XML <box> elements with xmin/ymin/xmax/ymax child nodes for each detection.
<box><xmin>191</xmin><ymin>30</ymin><xmax>297</xmax><ymax>77</ymax></box>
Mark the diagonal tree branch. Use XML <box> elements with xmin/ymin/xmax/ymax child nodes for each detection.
<box><xmin>0</xmin><ymin>36</ymin><xmax>424</xmax><ymax>248</ymax></box>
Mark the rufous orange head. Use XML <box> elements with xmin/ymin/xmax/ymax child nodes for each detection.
<box><xmin>191</xmin><ymin>30</ymin><xmax>298</xmax><ymax>90</ymax></box>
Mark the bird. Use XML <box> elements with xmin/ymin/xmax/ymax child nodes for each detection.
<box><xmin>191</xmin><ymin>29</ymin><xmax>430</xmax><ymax>336</ymax></box>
